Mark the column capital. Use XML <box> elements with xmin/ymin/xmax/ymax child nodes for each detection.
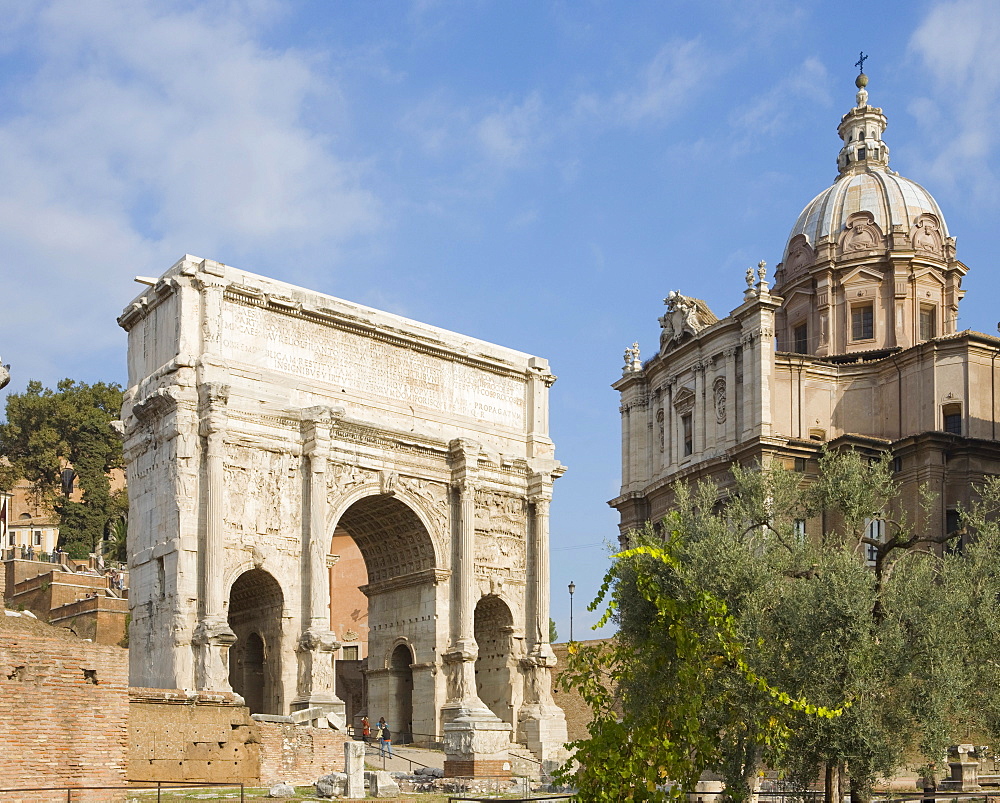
<box><xmin>527</xmin><ymin>472</ymin><xmax>553</xmax><ymax>504</ymax></box>
<box><xmin>199</xmin><ymin>382</ymin><xmax>230</xmax><ymax>436</ymax></box>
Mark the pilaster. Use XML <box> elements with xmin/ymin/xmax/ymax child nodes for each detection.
<box><xmin>517</xmin><ymin>473</ymin><xmax>569</xmax><ymax>770</ymax></box>
<box><xmin>292</xmin><ymin>406</ymin><xmax>345</xmax><ymax>719</ymax></box>
<box><xmin>193</xmin><ymin>381</ymin><xmax>237</xmax><ymax>693</ymax></box>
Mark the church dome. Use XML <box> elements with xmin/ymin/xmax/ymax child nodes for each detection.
<box><xmin>785</xmin><ymin>170</ymin><xmax>949</xmax><ymax>257</ymax></box>
<box><xmin>782</xmin><ymin>73</ymin><xmax>949</xmax><ymax>261</ymax></box>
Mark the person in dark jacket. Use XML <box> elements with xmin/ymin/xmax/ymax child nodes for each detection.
<box><xmin>377</xmin><ymin>717</ymin><xmax>393</xmax><ymax>758</ymax></box>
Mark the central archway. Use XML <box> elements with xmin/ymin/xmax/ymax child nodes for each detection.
<box><xmin>330</xmin><ymin>492</ymin><xmax>441</xmax><ymax>745</ymax></box>
<box><xmin>228</xmin><ymin>568</ymin><xmax>284</xmax><ymax>715</ymax></box>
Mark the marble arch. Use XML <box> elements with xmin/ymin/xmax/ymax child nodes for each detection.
<box><xmin>118</xmin><ymin>255</ymin><xmax>568</xmax><ymax>774</ymax></box>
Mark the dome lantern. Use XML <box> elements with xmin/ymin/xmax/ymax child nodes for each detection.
<box><xmin>772</xmin><ymin>65</ymin><xmax>966</xmax><ymax>360</ymax></box>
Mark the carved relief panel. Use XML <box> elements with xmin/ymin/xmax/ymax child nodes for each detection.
<box><xmin>474</xmin><ymin>490</ymin><xmax>527</xmax><ymax>582</ymax></box>
<box><xmin>224</xmin><ymin>444</ymin><xmax>299</xmax><ymax>540</ymax></box>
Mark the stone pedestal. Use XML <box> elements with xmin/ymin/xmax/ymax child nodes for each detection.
<box><xmin>940</xmin><ymin>744</ymin><xmax>981</xmax><ymax>792</ymax></box>
<box><xmin>292</xmin><ymin>629</ymin><xmax>346</xmax><ymax>723</ymax></box>
<box><xmin>192</xmin><ymin>617</ymin><xmax>239</xmax><ymax>694</ymax></box>
<box><xmin>343</xmin><ymin>740</ymin><xmax>366</xmax><ymax>799</ymax></box>
<box><xmin>517</xmin><ymin>652</ymin><xmax>568</xmax><ymax>772</ymax></box>
<box><xmin>443</xmin><ymin>716</ymin><xmax>513</xmax><ymax>778</ymax></box>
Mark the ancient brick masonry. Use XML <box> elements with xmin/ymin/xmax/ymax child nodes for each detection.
<box><xmin>255</xmin><ymin>721</ymin><xmax>350</xmax><ymax>787</ymax></box>
<box><xmin>0</xmin><ymin>613</ymin><xmax>129</xmax><ymax>800</ymax></box>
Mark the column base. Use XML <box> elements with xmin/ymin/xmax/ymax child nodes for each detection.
<box><xmin>293</xmin><ymin>629</ymin><xmax>344</xmax><ymax>726</ymax></box>
<box><xmin>192</xmin><ymin>618</ymin><xmax>238</xmax><ymax>693</ymax></box>
<box><xmin>443</xmin><ymin>716</ymin><xmax>512</xmax><ymax>778</ymax></box>
<box><xmin>518</xmin><ymin>703</ymin><xmax>569</xmax><ymax>773</ymax></box>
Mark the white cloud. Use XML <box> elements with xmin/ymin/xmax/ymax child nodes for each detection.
<box><xmin>907</xmin><ymin>0</ymin><xmax>1000</xmax><ymax>201</ymax></box>
<box><xmin>476</xmin><ymin>92</ymin><xmax>545</xmax><ymax>167</ymax></box>
<box><xmin>728</xmin><ymin>57</ymin><xmax>831</xmax><ymax>149</ymax></box>
<box><xmin>0</xmin><ymin>0</ymin><xmax>380</xmax><ymax>388</ymax></box>
<box><xmin>573</xmin><ymin>38</ymin><xmax>717</xmax><ymax>130</ymax></box>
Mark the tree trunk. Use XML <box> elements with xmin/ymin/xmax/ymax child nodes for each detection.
<box><xmin>824</xmin><ymin>762</ymin><xmax>841</xmax><ymax>803</ymax></box>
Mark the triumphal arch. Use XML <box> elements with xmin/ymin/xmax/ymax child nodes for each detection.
<box><xmin>118</xmin><ymin>255</ymin><xmax>568</xmax><ymax>773</ymax></box>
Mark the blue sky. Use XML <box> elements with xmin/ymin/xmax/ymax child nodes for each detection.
<box><xmin>2</xmin><ymin>0</ymin><xmax>1000</xmax><ymax>639</ymax></box>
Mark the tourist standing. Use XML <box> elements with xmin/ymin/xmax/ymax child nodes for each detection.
<box><xmin>361</xmin><ymin>716</ymin><xmax>371</xmax><ymax>743</ymax></box>
<box><xmin>377</xmin><ymin>717</ymin><xmax>392</xmax><ymax>758</ymax></box>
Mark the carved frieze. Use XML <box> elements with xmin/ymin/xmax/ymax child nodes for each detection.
<box><xmin>474</xmin><ymin>490</ymin><xmax>527</xmax><ymax>580</ymax></box>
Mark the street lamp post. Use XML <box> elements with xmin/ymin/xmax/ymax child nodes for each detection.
<box><xmin>568</xmin><ymin>581</ymin><xmax>576</xmax><ymax>642</ymax></box>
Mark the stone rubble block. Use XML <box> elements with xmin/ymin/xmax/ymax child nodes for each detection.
<box><xmin>366</xmin><ymin>769</ymin><xmax>400</xmax><ymax>797</ymax></box>
<box><xmin>314</xmin><ymin>771</ymin><xmax>348</xmax><ymax>798</ymax></box>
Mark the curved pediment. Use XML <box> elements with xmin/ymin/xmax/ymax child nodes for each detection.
<box><xmin>910</xmin><ymin>213</ymin><xmax>945</xmax><ymax>256</ymax></box>
<box><xmin>783</xmin><ymin>234</ymin><xmax>816</xmax><ymax>278</ymax></box>
<box><xmin>838</xmin><ymin>211</ymin><xmax>885</xmax><ymax>256</ymax></box>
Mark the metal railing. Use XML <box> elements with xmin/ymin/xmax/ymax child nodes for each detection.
<box><xmin>448</xmin><ymin>794</ymin><xmax>575</xmax><ymax>802</ymax></box>
<box><xmin>0</xmin><ymin>780</ymin><xmax>245</xmax><ymax>801</ymax></box>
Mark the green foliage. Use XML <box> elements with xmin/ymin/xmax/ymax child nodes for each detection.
<box><xmin>559</xmin><ymin>447</ymin><xmax>1000</xmax><ymax>802</ymax></box>
<box><xmin>554</xmin><ymin>532</ymin><xmax>846</xmax><ymax>802</ymax></box>
<box><xmin>0</xmin><ymin>379</ymin><xmax>125</xmax><ymax>558</ymax></box>
<box><xmin>103</xmin><ymin>513</ymin><xmax>128</xmax><ymax>563</ymax></box>
<box><xmin>549</xmin><ymin>617</ymin><xmax>558</xmax><ymax>643</ymax></box>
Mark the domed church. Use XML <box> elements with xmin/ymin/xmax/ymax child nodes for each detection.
<box><xmin>611</xmin><ymin>70</ymin><xmax>999</xmax><ymax>545</ymax></box>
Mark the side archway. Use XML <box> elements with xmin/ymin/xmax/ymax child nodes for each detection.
<box><xmin>474</xmin><ymin>594</ymin><xmax>521</xmax><ymax>727</ymax></box>
<box><xmin>228</xmin><ymin>568</ymin><xmax>284</xmax><ymax>715</ymax></box>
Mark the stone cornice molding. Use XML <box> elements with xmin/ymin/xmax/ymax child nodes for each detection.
<box><xmin>360</xmin><ymin>567</ymin><xmax>451</xmax><ymax>598</ymax></box>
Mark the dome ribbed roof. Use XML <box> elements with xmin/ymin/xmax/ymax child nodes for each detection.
<box><xmin>782</xmin><ymin>74</ymin><xmax>949</xmax><ymax>262</ymax></box>
<box><xmin>784</xmin><ymin>168</ymin><xmax>949</xmax><ymax>258</ymax></box>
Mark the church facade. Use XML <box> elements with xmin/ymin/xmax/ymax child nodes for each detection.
<box><xmin>611</xmin><ymin>73</ymin><xmax>1000</xmax><ymax>543</ymax></box>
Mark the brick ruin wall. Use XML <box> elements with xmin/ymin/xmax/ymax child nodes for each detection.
<box><xmin>551</xmin><ymin>640</ymin><xmax>606</xmax><ymax>745</ymax></box>
<box><xmin>129</xmin><ymin>690</ymin><xmax>350</xmax><ymax>787</ymax></box>
<box><xmin>0</xmin><ymin>612</ymin><xmax>129</xmax><ymax>802</ymax></box>
<box><xmin>255</xmin><ymin>720</ymin><xmax>350</xmax><ymax>787</ymax></box>
<box><xmin>1</xmin><ymin>615</ymin><xmax>349</xmax><ymax>796</ymax></box>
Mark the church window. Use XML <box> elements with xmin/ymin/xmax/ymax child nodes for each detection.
<box><xmin>793</xmin><ymin>519</ymin><xmax>806</xmax><ymax>541</ymax></box>
<box><xmin>794</xmin><ymin>457</ymin><xmax>807</xmax><ymax>472</ymax></box>
<box><xmin>342</xmin><ymin>645</ymin><xmax>359</xmax><ymax>660</ymax></box>
<box><xmin>682</xmin><ymin>413</ymin><xmax>693</xmax><ymax>456</ymax></box>
<box><xmin>945</xmin><ymin>509</ymin><xmax>963</xmax><ymax>554</ymax></box>
<box><xmin>851</xmin><ymin>303</ymin><xmax>874</xmax><ymax>341</ymax></box>
<box><xmin>865</xmin><ymin>518</ymin><xmax>885</xmax><ymax>565</ymax></box>
<box><xmin>33</xmin><ymin>531</ymin><xmax>41</xmax><ymax>546</ymax></box>
<box><xmin>793</xmin><ymin>323</ymin><xmax>808</xmax><ymax>354</ymax></box>
<box><xmin>872</xmin><ymin>148</ymin><xmax>879</xmax><ymax>160</ymax></box>
<box><xmin>920</xmin><ymin>305</ymin><xmax>936</xmax><ymax>340</ymax></box>
<box><xmin>858</xmin><ymin>147</ymin><xmax>867</xmax><ymax>160</ymax></box>
<box><xmin>943</xmin><ymin>403</ymin><xmax>962</xmax><ymax>435</ymax></box>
